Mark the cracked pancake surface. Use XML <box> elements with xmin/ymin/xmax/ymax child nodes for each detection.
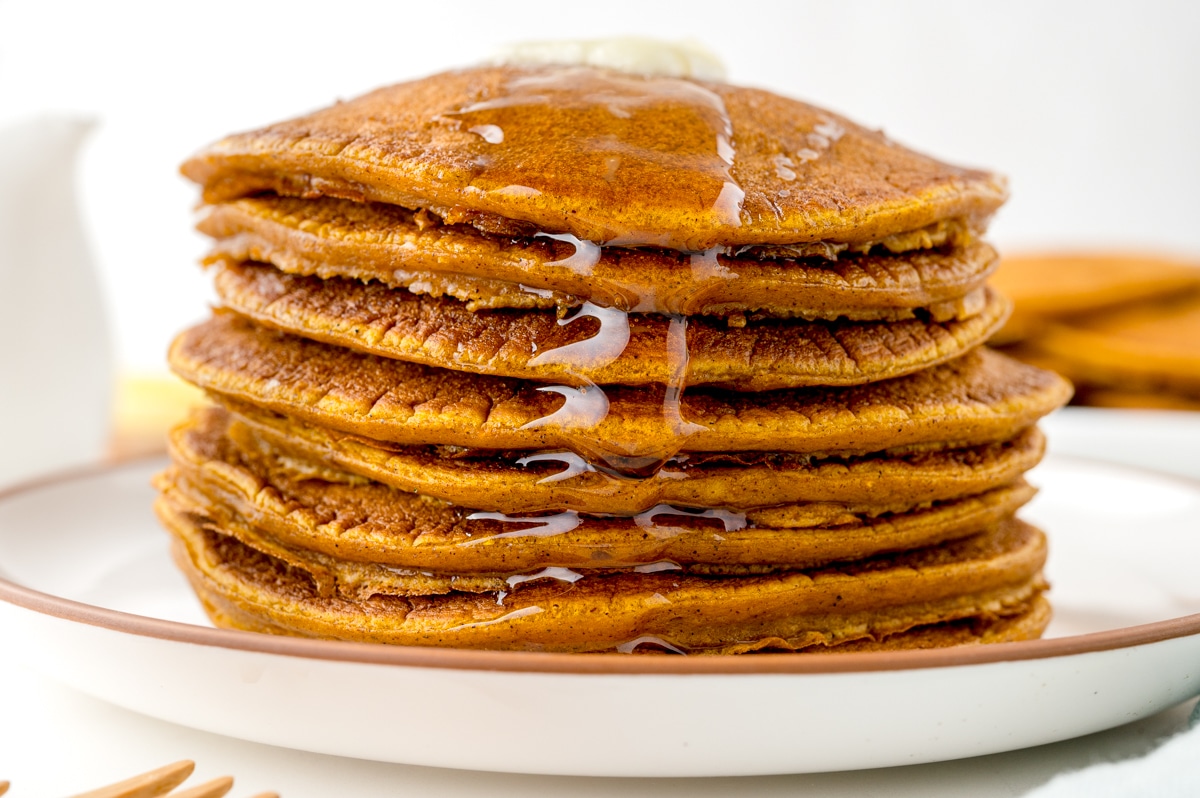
<box><xmin>162</xmin><ymin>407</ymin><xmax>1037</xmax><ymax>573</ymax></box>
<box><xmin>182</xmin><ymin>65</ymin><xmax>1007</xmax><ymax>252</ymax></box>
<box><xmin>226</xmin><ymin>401</ymin><xmax>1047</xmax><ymax>514</ymax></box>
<box><xmin>200</xmin><ymin>197</ymin><xmax>999</xmax><ymax>318</ymax></box>
<box><xmin>213</xmin><ymin>260</ymin><xmax>1009</xmax><ymax>390</ymax></box>
<box><xmin>169</xmin><ymin>314</ymin><xmax>1070</xmax><ymax>459</ymax></box>
<box><xmin>163</xmin><ymin>497</ymin><xmax>1047</xmax><ymax>654</ymax></box>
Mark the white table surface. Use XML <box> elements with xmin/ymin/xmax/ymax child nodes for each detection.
<box><xmin>2</xmin><ymin>406</ymin><xmax>1198</xmax><ymax>797</ymax></box>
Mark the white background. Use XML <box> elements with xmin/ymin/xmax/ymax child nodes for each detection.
<box><xmin>2</xmin><ymin>0</ymin><xmax>1198</xmax><ymax>371</ymax></box>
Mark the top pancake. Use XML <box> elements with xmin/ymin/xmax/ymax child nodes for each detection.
<box><xmin>182</xmin><ymin>65</ymin><xmax>1007</xmax><ymax>252</ymax></box>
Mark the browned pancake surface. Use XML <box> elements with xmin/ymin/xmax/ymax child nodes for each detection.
<box><xmin>163</xmin><ymin>498</ymin><xmax>1046</xmax><ymax>653</ymax></box>
<box><xmin>201</xmin><ymin>197</ymin><xmax>999</xmax><ymax>317</ymax></box>
<box><xmin>169</xmin><ymin>314</ymin><xmax>1071</xmax><ymax>463</ymax></box>
<box><xmin>214</xmin><ymin>261</ymin><xmax>1009</xmax><ymax>390</ymax></box>
<box><xmin>163</xmin><ymin>407</ymin><xmax>1036</xmax><ymax>574</ymax></box>
<box><xmin>182</xmin><ymin>65</ymin><xmax>1006</xmax><ymax>251</ymax></box>
<box><xmin>230</xmin><ymin>402</ymin><xmax>1047</xmax><ymax>514</ymax></box>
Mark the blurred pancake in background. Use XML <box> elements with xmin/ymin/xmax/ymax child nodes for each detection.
<box><xmin>990</xmin><ymin>253</ymin><xmax>1200</xmax><ymax>410</ymax></box>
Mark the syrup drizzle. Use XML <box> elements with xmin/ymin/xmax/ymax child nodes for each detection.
<box><xmin>444</xmin><ymin>605</ymin><xmax>543</xmax><ymax>632</ymax></box>
<box><xmin>442</xmin><ymin>65</ymin><xmax>745</xmax><ymax>251</ymax></box>
<box><xmin>527</xmin><ymin>302</ymin><xmax>630</xmax><ymax>367</ymax></box>
<box><xmin>462</xmin><ymin>511</ymin><xmax>583</xmax><ymax>540</ymax></box>
<box><xmin>441</xmin><ymin>65</ymin><xmax>748</xmax><ymax>483</ymax></box>
<box><xmin>634</xmin><ymin>504</ymin><xmax>748</xmax><ymax>534</ymax></box>
<box><xmin>632</xmin><ymin>561</ymin><xmax>681</xmax><ymax>574</ymax></box>
<box><xmin>616</xmin><ymin>635</ymin><xmax>688</xmax><ymax>655</ymax></box>
<box><xmin>505</xmin><ymin>567</ymin><xmax>584</xmax><ymax>588</ymax></box>
<box><xmin>461</xmin><ymin>503</ymin><xmax>748</xmax><ymax>546</ymax></box>
<box><xmin>535</xmin><ymin>232</ymin><xmax>601</xmax><ymax>275</ymax></box>
<box><xmin>513</xmin><ymin>450</ymin><xmax>597</xmax><ymax>483</ymax></box>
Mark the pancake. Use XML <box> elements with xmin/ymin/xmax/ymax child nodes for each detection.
<box><xmin>161</xmin><ymin>406</ymin><xmax>1037</xmax><ymax>574</ymax></box>
<box><xmin>181</xmin><ymin>65</ymin><xmax>1007</xmax><ymax>252</ymax></box>
<box><xmin>1071</xmin><ymin>387</ymin><xmax>1200</xmax><ymax>411</ymax></box>
<box><xmin>199</xmin><ymin>197</ymin><xmax>999</xmax><ymax>318</ymax></box>
<box><xmin>169</xmin><ymin>315</ymin><xmax>1071</xmax><ymax>469</ymax></box>
<box><xmin>228</xmin><ymin>400</ymin><xmax>1047</xmax><ymax>513</ymax></box>
<box><xmin>161</xmin><ymin>497</ymin><xmax>1047</xmax><ymax>654</ymax></box>
<box><xmin>213</xmin><ymin>260</ymin><xmax>1009</xmax><ymax>390</ymax></box>
<box><xmin>1029</xmin><ymin>289</ymin><xmax>1200</xmax><ymax>397</ymax></box>
<box><xmin>989</xmin><ymin>252</ymin><xmax>1200</xmax><ymax>344</ymax></box>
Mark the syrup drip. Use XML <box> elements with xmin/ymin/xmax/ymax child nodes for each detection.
<box><xmin>463</xmin><ymin>511</ymin><xmax>582</xmax><ymax>539</ymax></box>
<box><xmin>528</xmin><ymin>302</ymin><xmax>630</xmax><ymax>367</ymax></box>
<box><xmin>586</xmin><ymin>247</ymin><xmax>734</xmax><ymax>315</ymax></box>
<box><xmin>445</xmin><ymin>605</ymin><xmax>543</xmax><ymax>632</ymax></box>
<box><xmin>632</xmin><ymin>561</ymin><xmax>681</xmax><ymax>574</ymax></box>
<box><xmin>536</xmin><ymin>232</ymin><xmax>601</xmax><ymax>275</ymax></box>
<box><xmin>505</xmin><ymin>566</ymin><xmax>584</xmax><ymax>588</ymax></box>
<box><xmin>772</xmin><ymin>154</ymin><xmax>797</xmax><ymax>181</ymax></box>
<box><xmin>634</xmin><ymin>504</ymin><xmax>748</xmax><ymax>534</ymax></box>
<box><xmin>468</xmin><ymin>124</ymin><xmax>504</xmax><ymax>144</ymax></box>
<box><xmin>519</xmin><ymin>283</ymin><xmax>556</xmax><ymax>299</ymax></box>
<box><xmin>795</xmin><ymin>115</ymin><xmax>845</xmax><ymax>163</ymax></box>
<box><xmin>460</xmin><ymin>503</ymin><xmax>749</xmax><ymax>548</ymax></box>
<box><xmin>442</xmin><ymin>65</ymin><xmax>748</xmax><ymax>483</ymax></box>
<box><xmin>521</xmin><ymin>384</ymin><xmax>610</xmax><ymax>430</ymax></box>
<box><xmin>518</xmin><ymin>299</ymin><xmax>703</xmax><ymax>475</ymax></box>
<box><xmin>489</xmin><ymin>185</ymin><xmax>542</xmax><ymax>198</ymax></box>
<box><xmin>514</xmin><ymin>451</ymin><xmax>597</xmax><ymax>483</ymax></box>
<box><xmin>616</xmin><ymin>635</ymin><xmax>688</xmax><ymax>655</ymax></box>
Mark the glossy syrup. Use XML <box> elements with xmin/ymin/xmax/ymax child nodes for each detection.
<box><xmin>459</xmin><ymin>503</ymin><xmax>747</xmax><ymax>546</ymax></box>
<box><xmin>445</xmin><ymin>67</ymin><xmax>749</xmax><ymax>478</ymax></box>
<box><xmin>442</xmin><ymin>65</ymin><xmax>744</xmax><ymax>250</ymax></box>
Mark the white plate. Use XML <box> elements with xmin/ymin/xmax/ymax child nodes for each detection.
<box><xmin>0</xmin><ymin>454</ymin><xmax>1198</xmax><ymax>777</ymax></box>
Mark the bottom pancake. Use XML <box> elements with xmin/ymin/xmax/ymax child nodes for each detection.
<box><xmin>160</xmin><ymin>499</ymin><xmax>1048</xmax><ymax>655</ymax></box>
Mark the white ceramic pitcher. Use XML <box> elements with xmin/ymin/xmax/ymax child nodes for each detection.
<box><xmin>0</xmin><ymin>117</ymin><xmax>112</xmax><ymax>485</ymax></box>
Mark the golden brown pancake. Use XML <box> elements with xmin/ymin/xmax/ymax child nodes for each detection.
<box><xmin>161</xmin><ymin>407</ymin><xmax>1037</xmax><ymax>574</ymax></box>
<box><xmin>228</xmin><ymin>400</ymin><xmax>1047</xmax><ymax>514</ymax></box>
<box><xmin>169</xmin><ymin>315</ymin><xmax>1071</xmax><ymax>467</ymax></box>
<box><xmin>213</xmin><ymin>261</ymin><xmax>1009</xmax><ymax>390</ymax></box>
<box><xmin>990</xmin><ymin>252</ymin><xmax>1200</xmax><ymax>344</ymax></box>
<box><xmin>166</xmin><ymin>59</ymin><xmax>1064</xmax><ymax>656</ymax></box>
<box><xmin>1028</xmin><ymin>289</ymin><xmax>1200</xmax><ymax>397</ymax></box>
<box><xmin>162</xmin><ymin>496</ymin><xmax>1047</xmax><ymax>654</ymax></box>
<box><xmin>181</xmin><ymin>65</ymin><xmax>1007</xmax><ymax>252</ymax></box>
<box><xmin>200</xmin><ymin>197</ymin><xmax>999</xmax><ymax>318</ymax></box>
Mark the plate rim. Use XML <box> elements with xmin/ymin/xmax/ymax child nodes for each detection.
<box><xmin>2</xmin><ymin>456</ymin><xmax>1199</xmax><ymax>677</ymax></box>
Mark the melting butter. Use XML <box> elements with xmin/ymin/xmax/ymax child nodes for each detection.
<box><xmin>490</xmin><ymin>36</ymin><xmax>726</xmax><ymax>81</ymax></box>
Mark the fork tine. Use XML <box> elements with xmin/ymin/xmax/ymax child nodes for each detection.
<box><xmin>166</xmin><ymin>776</ymin><xmax>234</xmax><ymax>798</ymax></box>
<box><xmin>69</xmin><ymin>761</ymin><xmax>195</xmax><ymax>798</ymax></box>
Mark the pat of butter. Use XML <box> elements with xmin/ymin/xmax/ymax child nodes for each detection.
<box><xmin>490</xmin><ymin>37</ymin><xmax>726</xmax><ymax>81</ymax></box>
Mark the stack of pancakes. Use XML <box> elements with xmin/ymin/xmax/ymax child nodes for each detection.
<box><xmin>991</xmin><ymin>253</ymin><xmax>1200</xmax><ymax>411</ymax></box>
<box><xmin>158</xmin><ymin>63</ymin><xmax>1071</xmax><ymax>654</ymax></box>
